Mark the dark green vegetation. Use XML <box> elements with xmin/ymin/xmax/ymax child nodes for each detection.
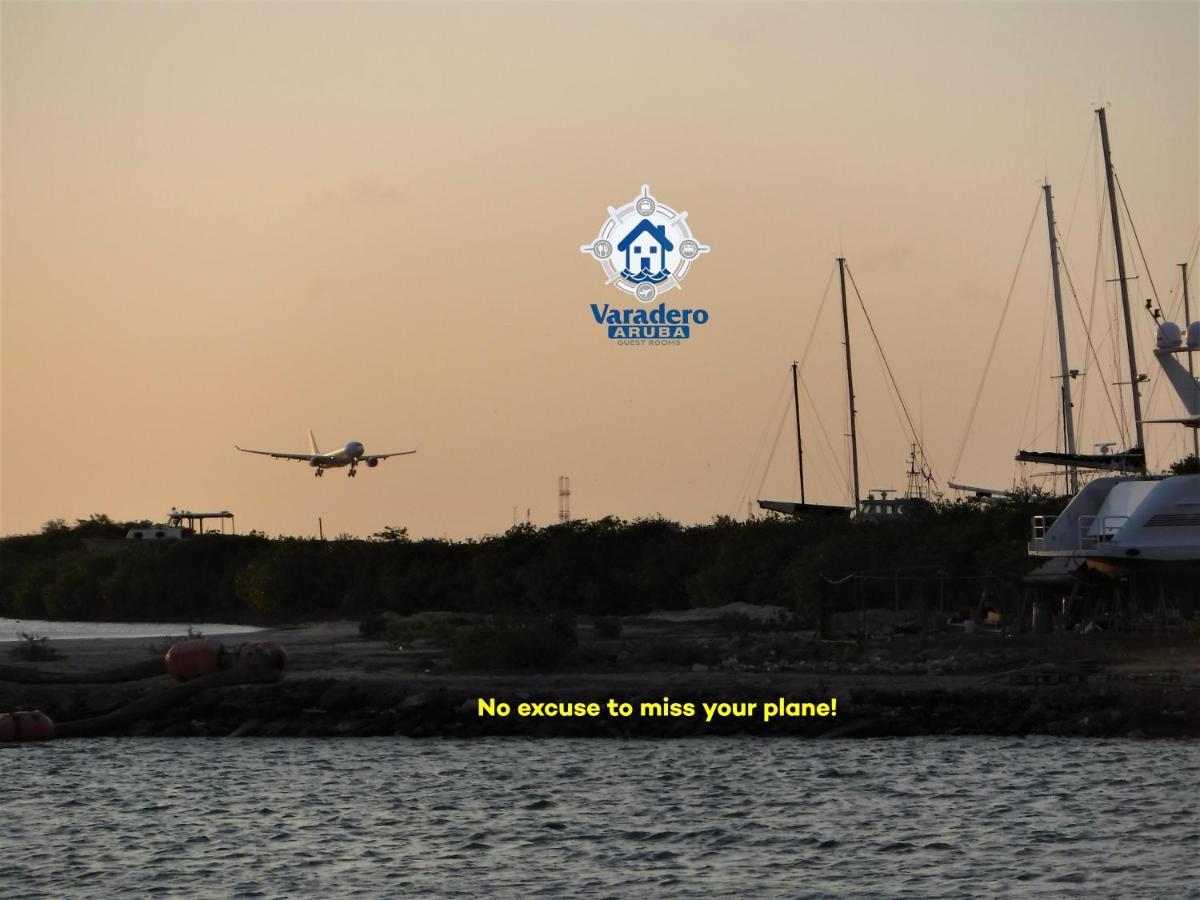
<box><xmin>2</xmin><ymin>496</ymin><xmax>1067</xmax><ymax>625</ymax></box>
<box><xmin>8</xmin><ymin>633</ymin><xmax>62</xmax><ymax>662</ymax></box>
<box><xmin>1167</xmin><ymin>454</ymin><xmax>1200</xmax><ymax>475</ymax></box>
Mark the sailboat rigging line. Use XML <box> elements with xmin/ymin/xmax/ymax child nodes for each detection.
<box><xmin>856</xmin><ymin>422</ymin><xmax>878</xmax><ymax>499</ymax></box>
<box><xmin>1086</xmin><ymin>170</ymin><xmax>1130</xmax><ymax>445</ymax></box>
<box><xmin>754</xmin><ymin>381</ymin><xmax>795</xmax><ymax>501</ymax></box>
<box><xmin>1161</xmin><ymin>230</ymin><xmax>1200</xmax><ymax>328</ymax></box>
<box><xmin>1097</xmin><ymin>108</ymin><xmax>1145</xmax><ymax>455</ymax></box>
<box><xmin>1114</xmin><ymin>173</ymin><xmax>1163</xmax><ymax>310</ymax></box>
<box><xmin>737</xmin><ymin>370</ymin><xmax>792</xmax><ymax>514</ymax></box>
<box><xmin>1017</xmin><ymin>281</ymin><xmax>1054</xmax><ymax>458</ymax></box>
<box><xmin>872</xmin><ymin>332</ymin><xmax>915</xmax><ymax>457</ymax></box>
<box><xmin>843</xmin><ymin>264</ymin><xmax>940</xmax><ymax>489</ymax></box>
<box><xmin>949</xmin><ymin>192</ymin><xmax>1043</xmax><ymax>481</ymax></box>
<box><xmin>1027</xmin><ymin>414</ymin><xmax>1064</xmax><ymax>449</ymax></box>
<box><xmin>1159</xmin><ymin>237</ymin><xmax>1193</xmax><ymax>324</ymax></box>
<box><xmin>1056</xmin><ymin>227</ymin><xmax>1125</xmax><ymax>440</ymax></box>
<box><xmin>1061</xmin><ymin>118</ymin><xmax>1098</xmax><ymax>249</ymax></box>
<box><xmin>1168</xmin><ymin>233</ymin><xmax>1200</xmax><ymax>334</ymax></box>
<box><xmin>1101</xmin><ymin>196</ymin><xmax>1131</xmax><ymax>446</ymax></box>
<box><xmin>800</xmin><ymin>377</ymin><xmax>854</xmax><ymax>500</ymax></box>
<box><xmin>744</xmin><ymin>267</ymin><xmax>841</xmax><ymax>513</ymax></box>
<box><xmin>797</xmin><ymin>265</ymin><xmax>837</xmax><ymax>374</ymax></box>
<box><xmin>745</xmin><ymin>267</ymin><xmax>846</xmax><ymax>514</ymax></box>
<box><xmin>1071</xmin><ymin>194</ymin><xmax>1106</xmax><ymax>440</ymax></box>
<box><xmin>1111</xmin><ymin>288</ymin><xmax>1129</xmax><ymax>446</ymax></box>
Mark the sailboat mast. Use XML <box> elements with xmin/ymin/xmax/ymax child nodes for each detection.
<box><xmin>838</xmin><ymin>257</ymin><xmax>861</xmax><ymax>511</ymax></box>
<box><xmin>1043</xmin><ymin>183</ymin><xmax>1079</xmax><ymax>493</ymax></box>
<box><xmin>1096</xmin><ymin>106</ymin><xmax>1146</xmax><ymax>458</ymax></box>
<box><xmin>1182</xmin><ymin>262</ymin><xmax>1199</xmax><ymax>464</ymax></box>
<box><xmin>791</xmin><ymin>361</ymin><xmax>806</xmax><ymax>504</ymax></box>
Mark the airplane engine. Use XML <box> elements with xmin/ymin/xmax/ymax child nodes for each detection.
<box><xmin>366</xmin><ymin>458</ymin><xmax>379</xmax><ymax>467</ymax></box>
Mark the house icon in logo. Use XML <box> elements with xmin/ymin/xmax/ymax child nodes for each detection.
<box><xmin>580</xmin><ymin>185</ymin><xmax>710</xmax><ymax>303</ymax></box>
<box><xmin>617</xmin><ymin>218</ymin><xmax>673</xmax><ymax>284</ymax></box>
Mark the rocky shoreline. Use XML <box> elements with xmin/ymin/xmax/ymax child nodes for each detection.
<box><xmin>2</xmin><ymin>619</ymin><xmax>1197</xmax><ymax>740</ymax></box>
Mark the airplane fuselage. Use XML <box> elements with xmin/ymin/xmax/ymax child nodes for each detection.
<box><xmin>310</xmin><ymin>442</ymin><xmax>366</xmax><ymax>468</ymax></box>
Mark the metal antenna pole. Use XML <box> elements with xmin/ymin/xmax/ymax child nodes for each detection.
<box><xmin>558</xmin><ymin>476</ymin><xmax>571</xmax><ymax>523</ymax></box>
<box><xmin>1097</xmin><ymin>106</ymin><xmax>1146</xmax><ymax>458</ymax></box>
<box><xmin>1182</xmin><ymin>262</ymin><xmax>1199</xmax><ymax>464</ymax></box>
<box><xmin>1043</xmin><ymin>183</ymin><xmax>1079</xmax><ymax>493</ymax></box>
<box><xmin>838</xmin><ymin>257</ymin><xmax>861</xmax><ymax>511</ymax></box>
<box><xmin>791</xmin><ymin>361</ymin><xmax>806</xmax><ymax>504</ymax></box>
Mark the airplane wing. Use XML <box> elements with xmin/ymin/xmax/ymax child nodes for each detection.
<box><xmin>235</xmin><ymin>446</ymin><xmax>315</xmax><ymax>461</ymax></box>
<box><xmin>362</xmin><ymin>450</ymin><xmax>417</xmax><ymax>462</ymax></box>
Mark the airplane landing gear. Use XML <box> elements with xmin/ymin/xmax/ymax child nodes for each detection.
<box><xmin>348</xmin><ymin>466</ymin><xmax>358</xmax><ymax>478</ymax></box>
<box><xmin>315</xmin><ymin>469</ymin><xmax>324</xmax><ymax>478</ymax></box>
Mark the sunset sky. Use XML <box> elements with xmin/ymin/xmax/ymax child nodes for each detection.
<box><xmin>3</xmin><ymin>1</ymin><xmax>1197</xmax><ymax>539</ymax></box>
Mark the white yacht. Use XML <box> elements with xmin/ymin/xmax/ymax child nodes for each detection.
<box><xmin>1028</xmin><ymin>322</ymin><xmax>1200</xmax><ymax>575</ymax></box>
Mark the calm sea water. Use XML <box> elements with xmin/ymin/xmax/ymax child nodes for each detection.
<box><xmin>3</xmin><ymin>738</ymin><xmax>1196</xmax><ymax>898</ymax></box>
<box><xmin>0</xmin><ymin>618</ymin><xmax>261</xmax><ymax>642</ymax></box>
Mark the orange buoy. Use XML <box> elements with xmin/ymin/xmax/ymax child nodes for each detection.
<box><xmin>0</xmin><ymin>710</ymin><xmax>56</xmax><ymax>742</ymax></box>
<box><xmin>164</xmin><ymin>638</ymin><xmax>227</xmax><ymax>681</ymax></box>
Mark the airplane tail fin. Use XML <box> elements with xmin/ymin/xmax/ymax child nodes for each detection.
<box><xmin>1154</xmin><ymin>350</ymin><xmax>1200</xmax><ymax>416</ymax></box>
<box><xmin>309</xmin><ymin>430</ymin><xmax>321</xmax><ymax>454</ymax></box>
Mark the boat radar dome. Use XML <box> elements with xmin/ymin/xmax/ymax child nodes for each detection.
<box><xmin>1157</xmin><ymin>321</ymin><xmax>1183</xmax><ymax>350</ymax></box>
<box><xmin>1188</xmin><ymin>321</ymin><xmax>1200</xmax><ymax>350</ymax></box>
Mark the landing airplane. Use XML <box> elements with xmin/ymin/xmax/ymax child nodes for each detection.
<box><xmin>236</xmin><ymin>431</ymin><xmax>416</xmax><ymax>477</ymax></box>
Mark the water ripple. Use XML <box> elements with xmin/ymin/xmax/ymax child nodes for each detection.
<box><xmin>2</xmin><ymin>737</ymin><xmax>1197</xmax><ymax>898</ymax></box>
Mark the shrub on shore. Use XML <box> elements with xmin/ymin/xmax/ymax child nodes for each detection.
<box><xmin>9</xmin><ymin>633</ymin><xmax>61</xmax><ymax>662</ymax></box>
<box><xmin>448</xmin><ymin>615</ymin><xmax>579</xmax><ymax>670</ymax></box>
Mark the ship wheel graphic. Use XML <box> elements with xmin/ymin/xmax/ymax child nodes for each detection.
<box><xmin>580</xmin><ymin>185</ymin><xmax>711</xmax><ymax>303</ymax></box>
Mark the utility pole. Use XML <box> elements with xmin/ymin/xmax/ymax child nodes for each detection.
<box><xmin>791</xmin><ymin>361</ymin><xmax>806</xmax><ymax>504</ymax></box>
<box><xmin>1182</xmin><ymin>262</ymin><xmax>1199</xmax><ymax>464</ymax></box>
<box><xmin>838</xmin><ymin>257</ymin><xmax>861</xmax><ymax>512</ymax></box>
<box><xmin>1097</xmin><ymin>106</ymin><xmax>1146</xmax><ymax>458</ymax></box>
<box><xmin>1043</xmin><ymin>183</ymin><xmax>1079</xmax><ymax>493</ymax></box>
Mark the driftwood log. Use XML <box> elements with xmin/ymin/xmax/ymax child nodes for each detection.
<box><xmin>55</xmin><ymin>664</ymin><xmax>284</xmax><ymax>738</ymax></box>
<box><xmin>0</xmin><ymin>659</ymin><xmax>167</xmax><ymax>685</ymax></box>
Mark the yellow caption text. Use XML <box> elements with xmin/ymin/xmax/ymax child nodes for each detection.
<box><xmin>476</xmin><ymin>697</ymin><xmax>838</xmax><ymax>723</ymax></box>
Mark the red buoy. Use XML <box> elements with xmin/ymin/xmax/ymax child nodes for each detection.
<box><xmin>164</xmin><ymin>638</ymin><xmax>226</xmax><ymax>681</ymax></box>
<box><xmin>0</xmin><ymin>710</ymin><xmax>56</xmax><ymax>742</ymax></box>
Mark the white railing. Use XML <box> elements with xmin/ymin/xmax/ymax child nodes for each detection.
<box><xmin>1074</xmin><ymin>513</ymin><xmax>1127</xmax><ymax>549</ymax></box>
<box><xmin>1030</xmin><ymin>515</ymin><xmax>1057</xmax><ymax>549</ymax></box>
<box><xmin>1030</xmin><ymin>512</ymin><xmax>1130</xmax><ymax>553</ymax></box>
<box><xmin>1079</xmin><ymin>515</ymin><xmax>1096</xmax><ymax>549</ymax></box>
